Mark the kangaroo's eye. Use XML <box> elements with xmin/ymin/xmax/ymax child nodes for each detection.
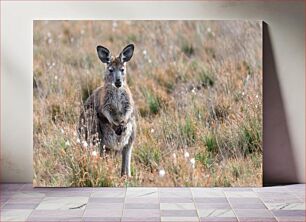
<box><xmin>120</xmin><ymin>68</ymin><xmax>125</xmax><ymax>72</ymax></box>
<box><xmin>108</xmin><ymin>68</ymin><xmax>114</xmax><ymax>73</ymax></box>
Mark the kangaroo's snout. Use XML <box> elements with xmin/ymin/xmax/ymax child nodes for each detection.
<box><xmin>115</xmin><ymin>80</ymin><xmax>122</xmax><ymax>88</ymax></box>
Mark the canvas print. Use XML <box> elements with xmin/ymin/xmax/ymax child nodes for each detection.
<box><xmin>33</xmin><ymin>20</ymin><xmax>262</xmax><ymax>187</ymax></box>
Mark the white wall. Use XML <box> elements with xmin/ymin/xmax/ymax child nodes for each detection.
<box><xmin>1</xmin><ymin>1</ymin><xmax>304</xmax><ymax>184</ymax></box>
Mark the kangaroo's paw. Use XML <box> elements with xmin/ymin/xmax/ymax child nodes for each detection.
<box><xmin>115</xmin><ymin>124</ymin><xmax>127</xmax><ymax>135</ymax></box>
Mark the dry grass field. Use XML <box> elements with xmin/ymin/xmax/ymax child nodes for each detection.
<box><xmin>33</xmin><ymin>20</ymin><xmax>262</xmax><ymax>187</ymax></box>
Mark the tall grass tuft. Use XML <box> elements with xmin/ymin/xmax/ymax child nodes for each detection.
<box><xmin>198</xmin><ymin>69</ymin><xmax>215</xmax><ymax>88</ymax></box>
<box><xmin>134</xmin><ymin>143</ymin><xmax>161</xmax><ymax>172</ymax></box>
<box><xmin>181</xmin><ymin>42</ymin><xmax>195</xmax><ymax>57</ymax></box>
<box><xmin>203</xmin><ymin>133</ymin><xmax>218</xmax><ymax>153</ymax></box>
<box><xmin>180</xmin><ymin>116</ymin><xmax>196</xmax><ymax>146</ymax></box>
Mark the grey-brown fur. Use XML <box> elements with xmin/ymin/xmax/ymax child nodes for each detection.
<box><xmin>79</xmin><ymin>44</ymin><xmax>136</xmax><ymax>177</ymax></box>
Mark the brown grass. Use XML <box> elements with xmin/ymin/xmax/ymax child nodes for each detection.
<box><xmin>33</xmin><ymin>20</ymin><xmax>262</xmax><ymax>187</ymax></box>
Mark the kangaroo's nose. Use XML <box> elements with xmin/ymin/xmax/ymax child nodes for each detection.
<box><xmin>115</xmin><ymin>80</ymin><xmax>122</xmax><ymax>88</ymax></box>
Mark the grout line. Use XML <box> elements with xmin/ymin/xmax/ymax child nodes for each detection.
<box><xmin>120</xmin><ymin>186</ymin><xmax>127</xmax><ymax>222</ymax></box>
<box><xmin>23</xmin><ymin>193</ymin><xmax>40</xmax><ymax>222</ymax></box>
<box><xmin>224</xmin><ymin>189</ymin><xmax>240</xmax><ymax>222</ymax></box>
<box><xmin>190</xmin><ymin>188</ymin><xmax>201</xmax><ymax>222</ymax></box>
<box><xmin>158</xmin><ymin>187</ymin><xmax>161</xmax><ymax>222</ymax></box>
<box><xmin>288</xmin><ymin>188</ymin><xmax>305</xmax><ymax>203</ymax></box>
<box><xmin>253</xmin><ymin>187</ymin><xmax>280</xmax><ymax>222</ymax></box>
<box><xmin>80</xmin><ymin>188</ymin><xmax>92</xmax><ymax>222</ymax></box>
<box><xmin>20</xmin><ymin>184</ymin><xmax>27</xmax><ymax>191</ymax></box>
<box><xmin>2</xmin><ymin>187</ymin><xmax>36</xmax><ymax>221</ymax></box>
<box><xmin>0</xmin><ymin>196</ymin><xmax>10</xmax><ymax>208</ymax></box>
<box><xmin>23</xmin><ymin>209</ymin><xmax>35</xmax><ymax>221</ymax></box>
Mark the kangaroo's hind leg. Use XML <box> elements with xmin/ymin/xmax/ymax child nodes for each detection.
<box><xmin>121</xmin><ymin>132</ymin><xmax>135</xmax><ymax>177</ymax></box>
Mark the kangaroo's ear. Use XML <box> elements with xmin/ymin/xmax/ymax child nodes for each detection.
<box><xmin>120</xmin><ymin>44</ymin><xmax>134</xmax><ymax>62</ymax></box>
<box><xmin>97</xmin><ymin>45</ymin><xmax>111</xmax><ymax>64</ymax></box>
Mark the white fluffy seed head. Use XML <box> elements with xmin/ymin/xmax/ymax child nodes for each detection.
<box><xmin>91</xmin><ymin>151</ymin><xmax>97</xmax><ymax>157</ymax></box>
<box><xmin>190</xmin><ymin>158</ymin><xmax>195</xmax><ymax>165</ymax></box>
<box><xmin>159</xmin><ymin>169</ymin><xmax>166</xmax><ymax>177</ymax></box>
<box><xmin>190</xmin><ymin>158</ymin><xmax>195</xmax><ymax>169</ymax></box>
<box><xmin>82</xmin><ymin>141</ymin><xmax>88</xmax><ymax>148</ymax></box>
<box><xmin>184</xmin><ymin>151</ymin><xmax>190</xmax><ymax>159</ymax></box>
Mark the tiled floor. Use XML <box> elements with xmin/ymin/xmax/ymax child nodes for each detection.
<box><xmin>0</xmin><ymin>184</ymin><xmax>305</xmax><ymax>222</ymax></box>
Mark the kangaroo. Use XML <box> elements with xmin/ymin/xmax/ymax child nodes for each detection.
<box><xmin>79</xmin><ymin>44</ymin><xmax>136</xmax><ymax>177</ymax></box>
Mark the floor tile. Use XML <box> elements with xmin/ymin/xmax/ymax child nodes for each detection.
<box><xmin>5</xmin><ymin>191</ymin><xmax>45</xmax><ymax>205</ymax></box>
<box><xmin>0</xmin><ymin>209</ymin><xmax>32</xmax><ymax>221</ymax></box>
<box><xmin>35</xmin><ymin>187</ymin><xmax>92</xmax><ymax>191</ymax></box>
<box><xmin>159</xmin><ymin>188</ymin><xmax>192</xmax><ymax>198</ymax></box>
<box><xmin>225</xmin><ymin>191</ymin><xmax>258</xmax><ymax>198</ymax></box>
<box><xmin>160</xmin><ymin>203</ymin><xmax>196</xmax><ymax>210</ymax></box>
<box><xmin>258</xmin><ymin>192</ymin><xmax>301</xmax><ymax>203</ymax></box>
<box><xmin>230</xmin><ymin>202</ymin><xmax>266</xmax><ymax>209</ymax></box>
<box><xmin>1</xmin><ymin>196</ymin><xmax>11</xmax><ymax>206</ymax></box>
<box><xmin>237</xmin><ymin>218</ymin><xmax>277</xmax><ymax>222</ymax></box>
<box><xmin>89</xmin><ymin>197</ymin><xmax>125</xmax><ymax>203</ymax></box>
<box><xmin>290</xmin><ymin>191</ymin><xmax>306</xmax><ymax>203</ymax></box>
<box><xmin>26</xmin><ymin>216</ymin><xmax>83</xmax><ymax>221</ymax></box>
<box><xmin>2</xmin><ymin>203</ymin><xmax>39</xmax><ymax>209</ymax></box>
<box><xmin>291</xmin><ymin>191</ymin><xmax>305</xmax><ymax>201</ymax></box>
<box><xmin>7</xmin><ymin>197</ymin><xmax>44</xmax><ymax>204</ymax></box>
<box><xmin>198</xmin><ymin>209</ymin><xmax>235</xmax><ymax>217</ymax></box>
<box><xmin>262</xmin><ymin>198</ymin><xmax>302</xmax><ymax>204</ymax></box>
<box><xmin>29</xmin><ymin>209</ymin><xmax>84</xmax><ymax>218</ymax></box>
<box><xmin>126</xmin><ymin>188</ymin><xmax>158</xmax><ymax>198</ymax></box>
<box><xmin>122</xmin><ymin>217</ymin><xmax>161</xmax><ymax>221</ymax></box>
<box><xmin>196</xmin><ymin>202</ymin><xmax>231</xmax><ymax>209</ymax></box>
<box><xmin>125</xmin><ymin>203</ymin><xmax>159</xmax><ymax>209</ymax></box>
<box><xmin>265</xmin><ymin>202</ymin><xmax>305</xmax><ymax>210</ymax></box>
<box><xmin>222</xmin><ymin>188</ymin><xmax>253</xmax><ymax>191</ymax></box>
<box><xmin>253</xmin><ymin>186</ymin><xmax>290</xmax><ymax>193</ymax></box>
<box><xmin>228</xmin><ymin>197</ymin><xmax>262</xmax><ymax>204</ymax></box>
<box><xmin>36</xmin><ymin>196</ymin><xmax>88</xmax><ymax>210</ymax></box>
<box><xmin>192</xmin><ymin>188</ymin><xmax>225</xmax><ymax>197</ymax></box>
<box><xmin>256</xmin><ymin>192</ymin><xmax>295</xmax><ymax>197</ymax></box>
<box><xmin>1</xmin><ymin>193</ymin><xmax>15</xmax><ymax>203</ymax></box>
<box><xmin>122</xmin><ymin>209</ymin><xmax>160</xmax><ymax>217</ymax></box>
<box><xmin>162</xmin><ymin>216</ymin><xmax>199</xmax><ymax>222</ymax></box>
<box><xmin>91</xmin><ymin>188</ymin><xmax>126</xmax><ymax>198</ymax></box>
<box><xmin>10</xmin><ymin>191</ymin><xmax>45</xmax><ymax>199</ymax></box>
<box><xmin>234</xmin><ymin>209</ymin><xmax>274</xmax><ymax>218</ymax></box>
<box><xmin>83</xmin><ymin>209</ymin><xmax>123</xmax><ymax>217</ymax></box>
<box><xmin>161</xmin><ymin>210</ymin><xmax>198</xmax><ymax>217</ymax></box>
<box><xmin>285</xmin><ymin>184</ymin><xmax>305</xmax><ymax>191</ymax></box>
<box><xmin>194</xmin><ymin>197</ymin><xmax>228</xmax><ymax>203</ymax></box>
<box><xmin>86</xmin><ymin>202</ymin><xmax>123</xmax><ymax>209</ymax></box>
<box><xmin>276</xmin><ymin>217</ymin><xmax>306</xmax><ymax>222</ymax></box>
<box><xmin>1</xmin><ymin>184</ymin><xmax>24</xmax><ymax>191</ymax></box>
<box><xmin>83</xmin><ymin>217</ymin><xmax>121</xmax><ymax>222</ymax></box>
<box><xmin>160</xmin><ymin>197</ymin><xmax>194</xmax><ymax>203</ymax></box>
<box><xmin>200</xmin><ymin>217</ymin><xmax>238</xmax><ymax>222</ymax></box>
<box><xmin>272</xmin><ymin>209</ymin><xmax>305</xmax><ymax>217</ymax></box>
<box><xmin>19</xmin><ymin>184</ymin><xmax>35</xmax><ymax>191</ymax></box>
<box><xmin>43</xmin><ymin>191</ymin><xmax>92</xmax><ymax>197</ymax></box>
<box><xmin>125</xmin><ymin>197</ymin><xmax>159</xmax><ymax>204</ymax></box>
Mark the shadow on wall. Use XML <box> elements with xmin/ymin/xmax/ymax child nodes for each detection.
<box><xmin>263</xmin><ymin>23</ymin><xmax>298</xmax><ymax>186</ymax></box>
